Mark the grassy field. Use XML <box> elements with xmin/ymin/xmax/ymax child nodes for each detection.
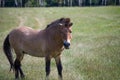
<box><xmin>0</xmin><ymin>6</ymin><xmax>120</xmax><ymax>80</ymax></box>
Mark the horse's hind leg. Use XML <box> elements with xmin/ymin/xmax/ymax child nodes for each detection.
<box><xmin>14</xmin><ymin>59</ymin><xmax>20</xmax><ymax>79</ymax></box>
<box><xmin>14</xmin><ymin>53</ymin><xmax>25</xmax><ymax>79</ymax></box>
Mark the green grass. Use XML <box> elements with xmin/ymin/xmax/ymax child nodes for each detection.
<box><xmin>0</xmin><ymin>6</ymin><xmax>120</xmax><ymax>80</ymax></box>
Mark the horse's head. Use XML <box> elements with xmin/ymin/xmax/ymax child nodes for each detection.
<box><xmin>58</xmin><ymin>18</ymin><xmax>73</xmax><ymax>49</ymax></box>
<box><xmin>46</xmin><ymin>18</ymin><xmax>73</xmax><ymax>49</ymax></box>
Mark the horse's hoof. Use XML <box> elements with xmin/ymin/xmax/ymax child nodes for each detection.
<box><xmin>21</xmin><ymin>75</ymin><xmax>25</xmax><ymax>79</ymax></box>
<box><xmin>15</xmin><ymin>78</ymin><xmax>19</xmax><ymax>80</ymax></box>
<box><xmin>45</xmin><ymin>76</ymin><xmax>49</xmax><ymax>80</ymax></box>
<box><xmin>58</xmin><ymin>76</ymin><xmax>63</xmax><ymax>80</ymax></box>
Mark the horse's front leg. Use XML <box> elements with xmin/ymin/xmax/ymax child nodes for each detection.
<box><xmin>45</xmin><ymin>56</ymin><xmax>51</xmax><ymax>80</ymax></box>
<box><xmin>55</xmin><ymin>56</ymin><xmax>63</xmax><ymax>80</ymax></box>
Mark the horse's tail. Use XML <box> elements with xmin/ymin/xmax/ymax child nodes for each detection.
<box><xmin>3</xmin><ymin>34</ymin><xmax>14</xmax><ymax>72</ymax></box>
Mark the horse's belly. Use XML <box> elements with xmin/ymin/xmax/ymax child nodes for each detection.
<box><xmin>22</xmin><ymin>46</ymin><xmax>46</xmax><ymax>57</ymax></box>
<box><xmin>26</xmin><ymin>51</ymin><xmax>45</xmax><ymax>57</ymax></box>
<box><xmin>20</xmin><ymin>39</ymin><xmax>46</xmax><ymax>57</ymax></box>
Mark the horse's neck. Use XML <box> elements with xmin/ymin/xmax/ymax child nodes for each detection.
<box><xmin>45</xmin><ymin>28</ymin><xmax>62</xmax><ymax>44</ymax></box>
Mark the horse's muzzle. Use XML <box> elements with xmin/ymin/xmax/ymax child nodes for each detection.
<box><xmin>63</xmin><ymin>41</ymin><xmax>70</xmax><ymax>49</ymax></box>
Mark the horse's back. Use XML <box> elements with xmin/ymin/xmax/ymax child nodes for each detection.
<box><xmin>9</xmin><ymin>26</ymin><xmax>36</xmax><ymax>43</ymax></box>
<box><xmin>9</xmin><ymin>26</ymin><xmax>46</xmax><ymax>57</ymax></box>
<box><xmin>9</xmin><ymin>26</ymin><xmax>35</xmax><ymax>48</ymax></box>
<box><xmin>10</xmin><ymin>26</ymin><xmax>37</xmax><ymax>36</ymax></box>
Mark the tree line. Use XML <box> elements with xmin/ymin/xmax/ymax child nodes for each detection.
<box><xmin>0</xmin><ymin>0</ymin><xmax>120</xmax><ymax>7</ymax></box>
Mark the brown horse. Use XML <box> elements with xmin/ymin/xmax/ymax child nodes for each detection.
<box><xmin>3</xmin><ymin>18</ymin><xmax>73</xmax><ymax>80</ymax></box>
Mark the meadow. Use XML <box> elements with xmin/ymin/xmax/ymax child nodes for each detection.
<box><xmin>0</xmin><ymin>6</ymin><xmax>120</xmax><ymax>80</ymax></box>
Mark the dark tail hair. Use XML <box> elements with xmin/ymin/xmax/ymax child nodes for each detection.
<box><xmin>3</xmin><ymin>35</ymin><xmax>14</xmax><ymax>71</ymax></box>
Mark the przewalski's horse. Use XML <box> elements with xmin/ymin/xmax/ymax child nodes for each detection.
<box><xmin>3</xmin><ymin>18</ymin><xmax>73</xmax><ymax>80</ymax></box>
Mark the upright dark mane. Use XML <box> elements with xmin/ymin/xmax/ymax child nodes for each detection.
<box><xmin>46</xmin><ymin>18</ymin><xmax>64</xmax><ymax>29</ymax></box>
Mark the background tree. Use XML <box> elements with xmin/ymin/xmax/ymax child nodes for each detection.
<box><xmin>0</xmin><ymin>0</ymin><xmax>5</xmax><ymax>7</ymax></box>
<box><xmin>89</xmin><ymin>0</ymin><xmax>91</xmax><ymax>6</ymax></box>
<box><xmin>37</xmin><ymin>0</ymin><xmax>45</xmax><ymax>7</ymax></box>
<box><xmin>1</xmin><ymin>0</ymin><xmax>120</xmax><ymax>7</ymax></box>
<box><xmin>25</xmin><ymin>0</ymin><xmax>38</xmax><ymax>7</ymax></box>
<box><xmin>78</xmin><ymin>0</ymin><xmax>83</xmax><ymax>6</ymax></box>
<box><xmin>119</xmin><ymin>0</ymin><xmax>120</xmax><ymax>5</ymax></box>
<box><xmin>70</xmin><ymin>0</ymin><xmax>73</xmax><ymax>6</ymax></box>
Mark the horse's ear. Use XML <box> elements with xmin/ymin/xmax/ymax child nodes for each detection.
<box><xmin>59</xmin><ymin>18</ymin><xmax>64</xmax><ymax>22</ymax></box>
<box><xmin>65</xmin><ymin>22</ymin><xmax>73</xmax><ymax>28</ymax></box>
<box><xmin>65</xmin><ymin>18</ymin><xmax>70</xmax><ymax>23</ymax></box>
<box><xmin>69</xmin><ymin>23</ymin><xmax>73</xmax><ymax>26</ymax></box>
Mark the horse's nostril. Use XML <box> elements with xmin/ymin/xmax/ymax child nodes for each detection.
<box><xmin>67</xmin><ymin>43</ymin><xmax>70</xmax><ymax>46</ymax></box>
<box><xmin>63</xmin><ymin>41</ymin><xmax>70</xmax><ymax>49</ymax></box>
